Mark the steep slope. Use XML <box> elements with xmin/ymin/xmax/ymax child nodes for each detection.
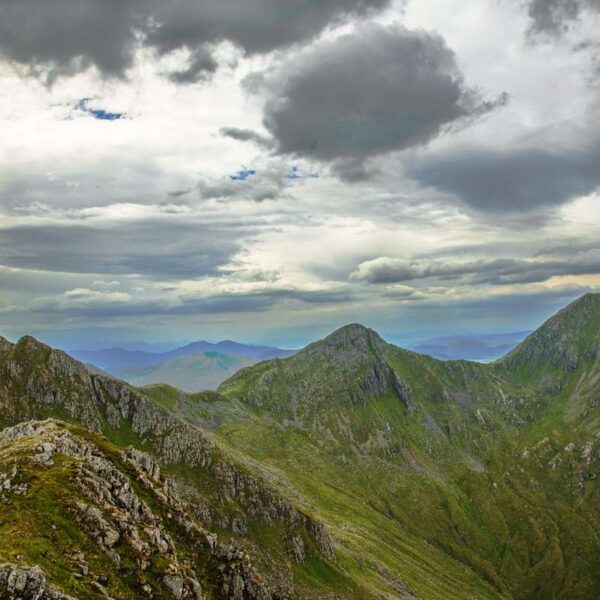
<box><xmin>494</xmin><ymin>293</ymin><xmax>600</xmax><ymax>430</ymax></box>
<box><xmin>0</xmin><ymin>419</ymin><xmax>272</xmax><ymax>599</ymax></box>
<box><xmin>0</xmin><ymin>336</ymin><xmax>353</xmax><ymax>599</ymax></box>
<box><xmin>202</xmin><ymin>295</ymin><xmax>600</xmax><ymax>599</ymax></box>
<box><xmin>119</xmin><ymin>352</ymin><xmax>259</xmax><ymax>392</ymax></box>
<box><xmin>1</xmin><ymin>294</ymin><xmax>599</xmax><ymax>599</ymax></box>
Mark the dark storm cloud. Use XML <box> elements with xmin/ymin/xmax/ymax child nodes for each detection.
<box><xmin>407</xmin><ymin>138</ymin><xmax>600</xmax><ymax>213</ymax></box>
<box><xmin>0</xmin><ymin>220</ymin><xmax>243</xmax><ymax>279</ymax></box>
<box><xmin>351</xmin><ymin>250</ymin><xmax>600</xmax><ymax>285</ymax></box>
<box><xmin>525</xmin><ymin>0</ymin><xmax>600</xmax><ymax>37</ymax></box>
<box><xmin>0</xmin><ymin>0</ymin><xmax>147</xmax><ymax>78</ymax></box>
<box><xmin>257</xmin><ymin>23</ymin><xmax>506</xmax><ymax>171</ymax></box>
<box><xmin>167</xmin><ymin>46</ymin><xmax>219</xmax><ymax>83</ymax></box>
<box><xmin>0</xmin><ymin>0</ymin><xmax>390</xmax><ymax>80</ymax></box>
<box><xmin>220</xmin><ymin>127</ymin><xmax>274</xmax><ymax>150</ymax></box>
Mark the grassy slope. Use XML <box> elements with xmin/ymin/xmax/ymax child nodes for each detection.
<box><xmin>148</xmin><ymin>294</ymin><xmax>600</xmax><ymax>599</ymax></box>
<box><xmin>0</xmin><ymin>339</ymin><xmax>359</xmax><ymax>599</ymax></box>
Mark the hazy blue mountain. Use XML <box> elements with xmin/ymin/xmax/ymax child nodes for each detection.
<box><xmin>408</xmin><ymin>331</ymin><xmax>530</xmax><ymax>361</ymax></box>
<box><xmin>118</xmin><ymin>351</ymin><xmax>260</xmax><ymax>392</ymax></box>
<box><xmin>70</xmin><ymin>339</ymin><xmax>296</xmax><ymax>372</ymax></box>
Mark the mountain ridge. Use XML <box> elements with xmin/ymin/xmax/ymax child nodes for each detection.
<box><xmin>0</xmin><ymin>334</ymin><xmax>345</xmax><ymax>599</ymax></box>
<box><xmin>0</xmin><ymin>293</ymin><xmax>599</xmax><ymax>598</ymax></box>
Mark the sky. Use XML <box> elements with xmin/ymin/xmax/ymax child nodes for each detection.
<box><xmin>0</xmin><ymin>0</ymin><xmax>599</xmax><ymax>349</ymax></box>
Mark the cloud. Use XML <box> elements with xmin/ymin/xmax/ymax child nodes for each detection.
<box><xmin>25</xmin><ymin>284</ymin><xmax>354</xmax><ymax>319</ymax></box>
<box><xmin>331</xmin><ymin>158</ymin><xmax>380</xmax><ymax>183</ymax></box>
<box><xmin>407</xmin><ymin>138</ymin><xmax>600</xmax><ymax>213</ymax></box>
<box><xmin>525</xmin><ymin>0</ymin><xmax>599</xmax><ymax>37</ymax></box>
<box><xmin>0</xmin><ymin>0</ymin><xmax>390</xmax><ymax>81</ymax></box>
<box><xmin>255</xmin><ymin>23</ymin><xmax>506</xmax><ymax>173</ymax></box>
<box><xmin>166</xmin><ymin>46</ymin><xmax>218</xmax><ymax>83</ymax></box>
<box><xmin>0</xmin><ymin>218</ymin><xmax>244</xmax><ymax>279</ymax></box>
<box><xmin>350</xmin><ymin>250</ymin><xmax>600</xmax><ymax>285</ymax></box>
<box><xmin>198</xmin><ymin>162</ymin><xmax>292</xmax><ymax>202</ymax></box>
<box><xmin>220</xmin><ymin>127</ymin><xmax>274</xmax><ymax>150</ymax></box>
<box><xmin>0</xmin><ymin>0</ymin><xmax>145</xmax><ymax>79</ymax></box>
<box><xmin>63</xmin><ymin>287</ymin><xmax>131</xmax><ymax>304</ymax></box>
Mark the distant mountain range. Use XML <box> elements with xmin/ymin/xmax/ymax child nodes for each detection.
<box><xmin>408</xmin><ymin>331</ymin><xmax>530</xmax><ymax>361</ymax></box>
<box><xmin>71</xmin><ymin>332</ymin><xmax>529</xmax><ymax>394</ymax></box>
<box><xmin>70</xmin><ymin>339</ymin><xmax>296</xmax><ymax>391</ymax></box>
<box><xmin>118</xmin><ymin>351</ymin><xmax>260</xmax><ymax>392</ymax></box>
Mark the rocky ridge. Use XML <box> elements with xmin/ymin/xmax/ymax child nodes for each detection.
<box><xmin>0</xmin><ymin>338</ymin><xmax>337</xmax><ymax>597</ymax></box>
<box><xmin>0</xmin><ymin>419</ymin><xmax>278</xmax><ymax>599</ymax></box>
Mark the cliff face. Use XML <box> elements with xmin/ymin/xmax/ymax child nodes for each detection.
<box><xmin>0</xmin><ymin>338</ymin><xmax>339</xmax><ymax>599</ymax></box>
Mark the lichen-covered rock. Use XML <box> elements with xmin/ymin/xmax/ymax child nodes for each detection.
<box><xmin>0</xmin><ymin>419</ymin><xmax>279</xmax><ymax>600</ymax></box>
<box><xmin>0</xmin><ymin>563</ymin><xmax>76</xmax><ymax>600</ymax></box>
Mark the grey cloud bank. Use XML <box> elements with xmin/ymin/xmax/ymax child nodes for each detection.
<box><xmin>407</xmin><ymin>136</ymin><xmax>600</xmax><ymax>213</ymax></box>
<box><xmin>0</xmin><ymin>0</ymin><xmax>599</xmax><ymax>347</ymax></box>
<box><xmin>257</xmin><ymin>23</ymin><xmax>506</xmax><ymax>171</ymax></box>
<box><xmin>0</xmin><ymin>0</ymin><xmax>390</xmax><ymax>81</ymax></box>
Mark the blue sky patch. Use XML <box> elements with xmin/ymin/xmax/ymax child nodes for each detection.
<box><xmin>77</xmin><ymin>98</ymin><xmax>125</xmax><ymax>121</ymax></box>
<box><xmin>230</xmin><ymin>167</ymin><xmax>257</xmax><ymax>181</ymax></box>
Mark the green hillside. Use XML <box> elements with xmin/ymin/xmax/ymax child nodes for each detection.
<box><xmin>117</xmin><ymin>351</ymin><xmax>259</xmax><ymax>393</ymax></box>
<box><xmin>0</xmin><ymin>294</ymin><xmax>598</xmax><ymax>598</ymax></box>
<box><xmin>193</xmin><ymin>294</ymin><xmax>600</xmax><ymax>598</ymax></box>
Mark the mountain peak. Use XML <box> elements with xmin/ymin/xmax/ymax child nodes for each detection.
<box><xmin>15</xmin><ymin>335</ymin><xmax>51</xmax><ymax>353</ymax></box>
<box><xmin>322</xmin><ymin>322</ymin><xmax>384</xmax><ymax>346</ymax></box>
<box><xmin>295</xmin><ymin>323</ymin><xmax>388</xmax><ymax>363</ymax></box>
<box><xmin>498</xmin><ymin>292</ymin><xmax>600</xmax><ymax>378</ymax></box>
<box><xmin>0</xmin><ymin>336</ymin><xmax>13</xmax><ymax>354</ymax></box>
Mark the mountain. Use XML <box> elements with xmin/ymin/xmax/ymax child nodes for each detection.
<box><xmin>0</xmin><ymin>335</ymin><xmax>346</xmax><ymax>599</ymax></box>
<box><xmin>120</xmin><ymin>351</ymin><xmax>259</xmax><ymax>392</ymax></box>
<box><xmin>209</xmin><ymin>294</ymin><xmax>599</xmax><ymax>599</ymax></box>
<box><xmin>163</xmin><ymin>340</ymin><xmax>296</xmax><ymax>361</ymax></box>
<box><xmin>408</xmin><ymin>331</ymin><xmax>529</xmax><ymax>361</ymax></box>
<box><xmin>0</xmin><ymin>294</ymin><xmax>599</xmax><ymax>599</ymax></box>
<box><xmin>70</xmin><ymin>340</ymin><xmax>296</xmax><ymax>373</ymax></box>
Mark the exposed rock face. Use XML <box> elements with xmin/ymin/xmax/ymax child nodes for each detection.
<box><xmin>0</xmin><ymin>419</ymin><xmax>275</xmax><ymax>600</ymax></box>
<box><xmin>222</xmin><ymin>323</ymin><xmax>416</xmax><ymax>415</ymax></box>
<box><xmin>0</xmin><ymin>336</ymin><xmax>335</xmax><ymax>568</ymax></box>
<box><xmin>0</xmin><ymin>563</ymin><xmax>76</xmax><ymax>599</ymax></box>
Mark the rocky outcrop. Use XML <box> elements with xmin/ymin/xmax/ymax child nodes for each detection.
<box><xmin>0</xmin><ymin>563</ymin><xmax>76</xmax><ymax>600</ymax></box>
<box><xmin>0</xmin><ymin>419</ymin><xmax>276</xmax><ymax>600</ymax></box>
<box><xmin>0</xmin><ymin>336</ymin><xmax>13</xmax><ymax>356</ymax></box>
<box><xmin>0</xmin><ymin>337</ymin><xmax>335</xmax><ymax>569</ymax></box>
